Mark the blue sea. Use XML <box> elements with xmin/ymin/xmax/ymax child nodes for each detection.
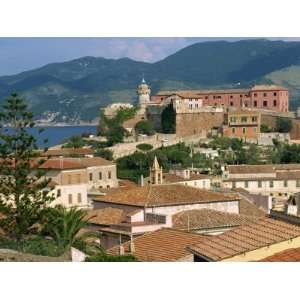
<box><xmin>29</xmin><ymin>126</ymin><xmax>97</xmax><ymax>148</ymax></box>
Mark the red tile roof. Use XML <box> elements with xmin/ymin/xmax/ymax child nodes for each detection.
<box><xmin>86</xmin><ymin>208</ymin><xmax>126</xmax><ymax>225</ymax></box>
<box><xmin>108</xmin><ymin>228</ymin><xmax>205</xmax><ymax>262</ymax></box>
<box><xmin>260</xmin><ymin>247</ymin><xmax>300</xmax><ymax>262</ymax></box>
<box><xmin>188</xmin><ymin>218</ymin><xmax>300</xmax><ymax>261</ymax></box>
<box><xmin>172</xmin><ymin>209</ymin><xmax>261</xmax><ymax>231</ymax></box>
<box><xmin>40</xmin><ymin>157</ymin><xmax>115</xmax><ymax>170</ymax></box>
<box><xmin>42</xmin><ymin>148</ymin><xmax>94</xmax><ymax>157</ymax></box>
<box><xmin>93</xmin><ymin>184</ymin><xmax>240</xmax><ymax>207</ymax></box>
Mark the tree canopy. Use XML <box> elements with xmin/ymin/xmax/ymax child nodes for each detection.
<box><xmin>0</xmin><ymin>93</ymin><xmax>54</xmax><ymax>241</ymax></box>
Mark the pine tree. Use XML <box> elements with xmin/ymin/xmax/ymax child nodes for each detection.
<box><xmin>0</xmin><ymin>93</ymin><xmax>54</xmax><ymax>242</ymax></box>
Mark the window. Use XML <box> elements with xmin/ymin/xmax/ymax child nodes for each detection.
<box><xmin>263</xmin><ymin>101</ymin><xmax>268</xmax><ymax>107</ymax></box>
<box><xmin>230</xmin><ymin>101</ymin><xmax>234</xmax><ymax>106</ymax></box>
<box><xmin>263</xmin><ymin>93</ymin><xmax>267</xmax><ymax>97</ymax></box>
<box><xmin>274</xmin><ymin>92</ymin><xmax>277</xmax><ymax>96</ymax></box>
<box><xmin>99</xmin><ymin>172</ymin><xmax>102</xmax><ymax>180</ymax></box>
<box><xmin>77</xmin><ymin>193</ymin><xmax>82</xmax><ymax>203</ymax></box>
<box><xmin>284</xmin><ymin>180</ymin><xmax>288</xmax><ymax>187</ymax></box>
<box><xmin>108</xmin><ymin>171</ymin><xmax>112</xmax><ymax>179</ymax></box>
<box><xmin>89</xmin><ymin>173</ymin><xmax>93</xmax><ymax>181</ymax></box>
<box><xmin>240</xmin><ymin>95</ymin><xmax>243</xmax><ymax>98</ymax></box>
<box><xmin>242</xmin><ymin>128</ymin><xmax>246</xmax><ymax>134</ymax></box>
<box><xmin>230</xmin><ymin>95</ymin><xmax>233</xmax><ymax>99</ymax></box>
<box><xmin>195</xmin><ymin>103</ymin><xmax>199</xmax><ymax>108</ymax></box>
<box><xmin>68</xmin><ymin>194</ymin><xmax>73</xmax><ymax>205</ymax></box>
<box><xmin>189</xmin><ymin>104</ymin><xmax>192</xmax><ymax>109</ymax></box>
<box><xmin>232</xmin><ymin>128</ymin><xmax>236</xmax><ymax>134</ymax></box>
<box><xmin>57</xmin><ymin>189</ymin><xmax>61</xmax><ymax>197</ymax></box>
<box><xmin>232</xmin><ymin>182</ymin><xmax>236</xmax><ymax>189</ymax></box>
<box><xmin>205</xmin><ymin>96</ymin><xmax>208</xmax><ymax>99</ymax></box>
<box><xmin>254</xmin><ymin>93</ymin><xmax>257</xmax><ymax>97</ymax></box>
<box><xmin>296</xmin><ymin>179</ymin><xmax>300</xmax><ymax>187</ymax></box>
<box><xmin>254</xmin><ymin>101</ymin><xmax>257</xmax><ymax>107</ymax></box>
<box><xmin>241</xmin><ymin>116</ymin><xmax>247</xmax><ymax>123</ymax></box>
<box><xmin>270</xmin><ymin>181</ymin><xmax>274</xmax><ymax>188</ymax></box>
<box><xmin>107</xmin><ymin>185</ymin><xmax>110</xmax><ymax>188</ymax></box>
<box><xmin>273</xmin><ymin>100</ymin><xmax>277</xmax><ymax>106</ymax></box>
<box><xmin>76</xmin><ymin>174</ymin><xmax>81</xmax><ymax>183</ymax></box>
<box><xmin>194</xmin><ymin>181</ymin><xmax>197</xmax><ymax>186</ymax></box>
<box><xmin>254</xmin><ymin>127</ymin><xmax>257</xmax><ymax>133</ymax></box>
<box><xmin>258</xmin><ymin>181</ymin><xmax>262</xmax><ymax>188</ymax></box>
<box><xmin>230</xmin><ymin>116</ymin><xmax>237</xmax><ymax>123</ymax></box>
<box><xmin>252</xmin><ymin>116</ymin><xmax>257</xmax><ymax>122</ymax></box>
<box><xmin>245</xmin><ymin>181</ymin><xmax>248</xmax><ymax>188</ymax></box>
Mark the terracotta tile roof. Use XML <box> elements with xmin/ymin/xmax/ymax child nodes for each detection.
<box><xmin>188</xmin><ymin>218</ymin><xmax>300</xmax><ymax>261</ymax></box>
<box><xmin>40</xmin><ymin>159</ymin><xmax>85</xmax><ymax>170</ymax></box>
<box><xmin>172</xmin><ymin>209</ymin><xmax>260</xmax><ymax>231</ymax></box>
<box><xmin>238</xmin><ymin>197</ymin><xmax>266</xmax><ymax>218</ymax></box>
<box><xmin>156</xmin><ymin>85</ymin><xmax>287</xmax><ymax>98</ymax></box>
<box><xmin>40</xmin><ymin>157</ymin><xmax>115</xmax><ymax>170</ymax></box>
<box><xmin>226</xmin><ymin>164</ymin><xmax>300</xmax><ymax>175</ymax></box>
<box><xmin>235</xmin><ymin>189</ymin><xmax>270</xmax><ymax>214</ymax></box>
<box><xmin>107</xmin><ymin>228</ymin><xmax>205</xmax><ymax>262</ymax></box>
<box><xmin>251</xmin><ymin>84</ymin><xmax>288</xmax><ymax>91</ymax></box>
<box><xmin>86</xmin><ymin>208</ymin><xmax>126</xmax><ymax>225</ymax></box>
<box><xmin>42</xmin><ymin>148</ymin><xmax>94</xmax><ymax>157</ymax></box>
<box><xmin>163</xmin><ymin>173</ymin><xmax>210</xmax><ymax>184</ymax></box>
<box><xmin>65</xmin><ymin>157</ymin><xmax>115</xmax><ymax>167</ymax></box>
<box><xmin>276</xmin><ymin>171</ymin><xmax>300</xmax><ymax>180</ymax></box>
<box><xmin>156</xmin><ymin>89</ymin><xmax>250</xmax><ymax>97</ymax></box>
<box><xmin>93</xmin><ymin>184</ymin><xmax>240</xmax><ymax>207</ymax></box>
<box><xmin>260</xmin><ymin>247</ymin><xmax>300</xmax><ymax>262</ymax></box>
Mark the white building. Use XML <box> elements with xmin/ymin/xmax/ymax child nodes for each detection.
<box><xmin>222</xmin><ymin>164</ymin><xmax>300</xmax><ymax>203</ymax></box>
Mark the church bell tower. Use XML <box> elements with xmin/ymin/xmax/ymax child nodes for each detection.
<box><xmin>150</xmin><ymin>156</ymin><xmax>163</xmax><ymax>185</ymax></box>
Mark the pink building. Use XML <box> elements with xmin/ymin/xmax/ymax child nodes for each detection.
<box><xmin>151</xmin><ymin>85</ymin><xmax>289</xmax><ymax>112</ymax></box>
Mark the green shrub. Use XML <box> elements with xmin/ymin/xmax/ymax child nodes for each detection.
<box><xmin>0</xmin><ymin>236</ymin><xmax>65</xmax><ymax>257</ymax></box>
<box><xmin>85</xmin><ymin>254</ymin><xmax>137</xmax><ymax>262</ymax></box>
<box><xmin>135</xmin><ymin>120</ymin><xmax>155</xmax><ymax>135</ymax></box>
<box><xmin>136</xmin><ymin>143</ymin><xmax>153</xmax><ymax>151</ymax></box>
<box><xmin>275</xmin><ymin>117</ymin><xmax>292</xmax><ymax>133</ymax></box>
<box><xmin>260</xmin><ymin>124</ymin><xmax>272</xmax><ymax>133</ymax></box>
<box><xmin>94</xmin><ymin>149</ymin><xmax>113</xmax><ymax>160</ymax></box>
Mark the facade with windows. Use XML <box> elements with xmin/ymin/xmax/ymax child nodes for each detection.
<box><xmin>40</xmin><ymin>157</ymin><xmax>119</xmax><ymax>208</ymax></box>
<box><xmin>152</xmin><ymin>85</ymin><xmax>289</xmax><ymax>113</ymax></box>
<box><xmin>223</xmin><ymin>110</ymin><xmax>261</xmax><ymax>140</ymax></box>
<box><xmin>222</xmin><ymin>164</ymin><xmax>300</xmax><ymax>202</ymax></box>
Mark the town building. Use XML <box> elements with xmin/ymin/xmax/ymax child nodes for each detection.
<box><xmin>40</xmin><ymin>159</ymin><xmax>90</xmax><ymax>209</ymax></box>
<box><xmin>91</xmin><ymin>184</ymin><xmax>248</xmax><ymax>249</ymax></box>
<box><xmin>171</xmin><ymin>208</ymin><xmax>263</xmax><ymax>235</ymax></box>
<box><xmin>187</xmin><ymin>217</ymin><xmax>300</xmax><ymax>261</ymax></box>
<box><xmin>42</xmin><ymin>148</ymin><xmax>95</xmax><ymax>158</ymax></box>
<box><xmin>107</xmin><ymin>228</ymin><xmax>206</xmax><ymax>262</ymax></box>
<box><xmin>223</xmin><ymin>110</ymin><xmax>261</xmax><ymax>141</ymax></box>
<box><xmin>222</xmin><ymin>164</ymin><xmax>300</xmax><ymax>207</ymax></box>
<box><xmin>146</xmin><ymin>156</ymin><xmax>211</xmax><ymax>189</ymax></box>
<box><xmin>152</xmin><ymin>85</ymin><xmax>289</xmax><ymax>113</ymax></box>
<box><xmin>40</xmin><ymin>157</ymin><xmax>119</xmax><ymax>208</ymax></box>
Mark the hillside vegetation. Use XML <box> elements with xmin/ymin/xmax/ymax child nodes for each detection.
<box><xmin>2</xmin><ymin>39</ymin><xmax>300</xmax><ymax>123</ymax></box>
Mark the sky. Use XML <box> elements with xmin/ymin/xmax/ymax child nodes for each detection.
<box><xmin>0</xmin><ymin>37</ymin><xmax>297</xmax><ymax>76</ymax></box>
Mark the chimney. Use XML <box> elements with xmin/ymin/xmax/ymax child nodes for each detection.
<box><xmin>140</xmin><ymin>174</ymin><xmax>144</xmax><ymax>187</ymax></box>
<box><xmin>129</xmin><ymin>235</ymin><xmax>135</xmax><ymax>254</ymax></box>
<box><xmin>119</xmin><ymin>245</ymin><xmax>125</xmax><ymax>256</ymax></box>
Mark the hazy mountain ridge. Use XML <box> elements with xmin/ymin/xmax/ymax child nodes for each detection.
<box><xmin>1</xmin><ymin>39</ymin><xmax>300</xmax><ymax>123</ymax></box>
